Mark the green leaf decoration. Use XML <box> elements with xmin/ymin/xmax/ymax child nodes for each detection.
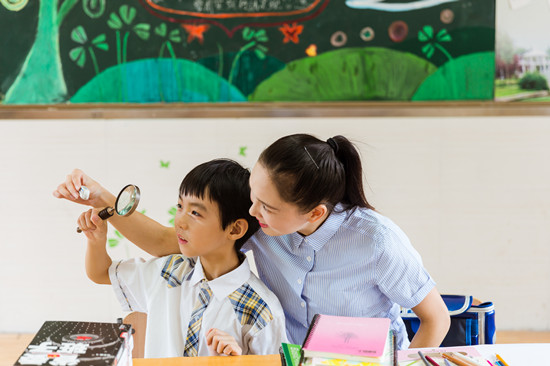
<box><xmin>168</xmin><ymin>206</ymin><xmax>177</xmax><ymax>216</ymax></box>
<box><xmin>160</xmin><ymin>160</ymin><xmax>170</xmax><ymax>168</ymax></box>
<box><xmin>250</xmin><ymin>47</ymin><xmax>437</xmax><ymax>101</ymax></box>
<box><xmin>169</xmin><ymin>218</ymin><xmax>175</xmax><ymax>226</ymax></box>
<box><xmin>256</xmin><ymin>44</ymin><xmax>268</xmax><ymax>53</ymax></box>
<box><xmin>115</xmin><ymin>230</ymin><xmax>124</xmax><ymax>239</ymax></box>
<box><xmin>108</xmin><ymin>238</ymin><xmax>119</xmax><ymax>248</ymax></box>
<box><xmin>69</xmin><ymin>47</ymin><xmax>86</xmax><ymax>68</ymax></box>
<box><xmin>255</xmin><ymin>29</ymin><xmax>268</xmax><ymax>42</ymax></box>
<box><xmin>71</xmin><ymin>26</ymin><xmax>88</xmax><ymax>44</ymax></box>
<box><xmin>107</xmin><ymin>12</ymin><xmax>123</xmax><ymax>29</ymax></box>
<box><xmin>133</xmin><ymin>23</ymin><xmax>151</xmax><ymax>40</ymax></box>
<box><xmin>422</xmin><ymin>43</ymin><xmax>434</xmax><ymax>58</ymax></box>
<box><xmin>169</xmin><ymin>29</ymin><xmax>181</xmax><ymax>43</ymax></box>
<box><xmin>155</xmin><ymin>23</ymin><xmax>167</xmax><ymax>37</ymax></box>
<box><xmin>254</xmin><ymin>49</ymin><xmax>266</xmax><ymax>60</ymax></box>
<box><xmin>92</xmin><ymin>34</ymin><xmax>109</xmax><ymax>51</ymax></box>
<box><xmin>412</xmin><ymin>52</ymin><xmax>495</xmax><ymax>101</ymax></box>
<box><xmin>243</xmin><ymin>27</ymin><xmax>254</xmax><ymax>41</ymax></box>
<box><xmin>436</xmin><ymin>29</ymin><xmax>452</xmax><ymax>42</ymax></box>
<box><xmin>419</xmin><ymin>25</ymin><xmax>433</xmax><ymax>41</ymax></box>
<box><xmin>120</xmin><ymin>5</ymin><xmax>136</xmax><ymax>25</ymax></box>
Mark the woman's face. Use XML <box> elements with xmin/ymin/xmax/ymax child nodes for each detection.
<box><xmin>249</xmin><ymin>163</ymin><xmax>314</xmax><ymax>236</ymax></box>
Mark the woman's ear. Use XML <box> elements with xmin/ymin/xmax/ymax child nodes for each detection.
<box><xmin>307</xmin><ymin>204</ymin><xmax>328</xmax><ymax>223</ymax></box>
<box><xmin>227</xmin><ymin>218</ymin><xmax>249</xmax><ymax>241</ymax></box>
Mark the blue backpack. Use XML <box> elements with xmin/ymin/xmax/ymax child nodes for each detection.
<box><xmin>400</xmin><ymin>294</ymin><xmax>496</xmax><ymax>346</ymax></box>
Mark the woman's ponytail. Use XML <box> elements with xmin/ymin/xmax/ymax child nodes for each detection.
<box><xmin>258</xmin><ymin>134</ymin><xmax>374</xmax><ymax>213</ymax></box>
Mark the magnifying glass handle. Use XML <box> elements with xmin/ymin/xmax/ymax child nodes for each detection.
<box><xmin>76</xmin><ymin>207</ymin><xmax>115</xmax><ymax>233</ymax></box>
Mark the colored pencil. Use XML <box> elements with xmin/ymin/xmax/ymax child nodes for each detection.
<box><xmin>486</xmin><ymin>360</ymin><xmax>495</xmax><ymax>366</ymax></box>
<box><xmin>496</xmin><ymin>354</ymin><xmax>510</xmax><ymax>366</ymax></box>
<box><xmin>442</xmin><ymin>353</ymin><xmax>477</xmax><ymax>366</ymax></box>
<box><xmin>418</xmin><ymin>351</ymin><xmax>431</xmax><ymax>366</ymax></box>
<box><xmin>451</xmin><ymin>352</ymin><xmax>486</xmax><ymax>366</ymax></box>
<box><xmin>444</xmin><ymin>359</ymin><xmax>454</xmax><ymax>366</ymax></box>
<box><xmin>425</xmin><ymin>354</ymin><xmax>441</xmax><ymax>366</ymax></box>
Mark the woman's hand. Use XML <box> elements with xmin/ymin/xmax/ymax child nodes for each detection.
<box><xmin>206</xmin><ymin>328</ymin><xmax>243</xmax><ymax>356</ymax></box>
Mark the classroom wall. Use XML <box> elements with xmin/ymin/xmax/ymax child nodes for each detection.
<box><xmin>1</xmin><ymin>116</ymin><xmax>549</xmax><ymax>333</ymax></box>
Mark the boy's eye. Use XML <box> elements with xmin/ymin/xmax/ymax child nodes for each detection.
<box><xmin>190</xmin><ymin>210</ymin><xmax>200</xmax><ymax>217</ymax></box>
<box><xmin>176</xmin><ymin>203</ymin><xmax>182</xmax><ymax>210</ymax></box>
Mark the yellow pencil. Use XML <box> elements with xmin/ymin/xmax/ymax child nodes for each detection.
<box><xmin>495</xmin><ymin>354</ymin><xmax>509</xmax><ymax>366</ymax></box>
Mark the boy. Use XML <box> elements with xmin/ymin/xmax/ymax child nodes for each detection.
<box><xmin>78</xmin><ymin>159</ymin><xmax>287</xmax><ymax>358</ymax></box>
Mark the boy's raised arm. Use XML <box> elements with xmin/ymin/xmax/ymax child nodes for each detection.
<box><xmin>79</xmin><ymin>208</ymin><xmax>112</xmax><ymax>284</ymax></box>
<box><xmin>54</xmin><ymin>169</ymin><xmax>180</xmax><ymax>257</ymax></box>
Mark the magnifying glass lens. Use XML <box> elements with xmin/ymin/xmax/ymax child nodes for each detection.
<box><xmin>115</xmin><ymin>185</ymin><xmax>139</xmax><ymax>216</ymax></box>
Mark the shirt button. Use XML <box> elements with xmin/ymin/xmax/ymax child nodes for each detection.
<box><xmin>297</xmin><ymin>279</ymin><xmax>302</xmax><ymax>284</ymax></box>
<box><xmin>306</xmin><ymin>256</ymin><xmax>312</xmax><ymax>262</ymax></box>
<box><xmin>301</xmin><ymin>302</ymin><xmax>306</xmax><ymax>308</ymax></box>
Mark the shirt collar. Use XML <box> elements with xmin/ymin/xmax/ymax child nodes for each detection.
<box><xmin>189</xmin><ymin>257</ymin><xmax>251</xmax><ymax>300</ymax></box>
<box><xmin>291</xmin><ymin>203</ymin><xmax>348</xmax><ymax>251</ymax></box>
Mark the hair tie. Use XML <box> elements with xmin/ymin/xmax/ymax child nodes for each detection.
<box><xmin>327</xmin><ymin>137</ymin><xmax>339</xmax><ymax>153</ymax></box>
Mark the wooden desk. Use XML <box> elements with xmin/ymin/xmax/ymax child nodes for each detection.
<box><xmin>133</xmin><ymin>354</ymin><xmax>281</xmax><ymax>366</ymax></box>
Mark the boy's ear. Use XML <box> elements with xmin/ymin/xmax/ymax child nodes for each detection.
<box><xmin>307</xmin><ymin>204</ymin><xmax>328</xmax><ymax>223</ymax></box>
<box><xmin>227</xmin><ymin>218</ymin><xmax>249</xmax><ymax>241</ymax></box>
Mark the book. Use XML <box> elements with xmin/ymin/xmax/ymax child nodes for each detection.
<box><xmin>397</xmin><ymin>346</ymin><xmax>486</xmax><ymax>366</ymax></box>
<box><xmin>280</xmin><ymin>343</ymin><xmax>303</xmax><ymax>366</ymax></box>
<box><xmin>13</xmin><ymin>320</ymin><xmax>133</xmax><ymax>366</ymax></box>
<box><xmin>302</xmin><ymin>314</ymin><xmax>395</xmax><ymax>365</ymax></box>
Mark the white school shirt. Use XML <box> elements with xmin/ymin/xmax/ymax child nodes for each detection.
<box><xmin>109</xmin><ymin>255</ymin><xmax>287</xmax><ymax>358</ymax></box>
<box><xmin>242</xmin><ymin>204</ymin><xmax>435</xmax><ymax>349</ymax></box>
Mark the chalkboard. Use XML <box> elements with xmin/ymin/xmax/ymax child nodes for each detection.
<box><xmin>0</xmin><ymin>0</ymin><xmax>495</xmax><ymax>104</ymax></box>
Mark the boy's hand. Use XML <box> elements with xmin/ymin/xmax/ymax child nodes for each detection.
<box><xmin>78</xmin><ymin>208</ymin><xmax>108</xmax><ymax>241</ymax></box>
<box><xmin>53</xmin><ymin>169</ymin><xmax>115</xmax><ymax>208</ymax></box>
<box><xmin>205</xmin><ymin>328</ymin><xmax>243</xmax><ymax>356</ymax></box>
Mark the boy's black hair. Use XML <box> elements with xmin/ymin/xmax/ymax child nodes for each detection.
<box><xmin>179</xmin><ymin>159</ymin><xmax>259</xmax><ymax>251</ymax></box>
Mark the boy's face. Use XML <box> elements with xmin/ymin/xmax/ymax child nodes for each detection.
<box><xmin>175</xmin><ymin>193</ymin><xmax>233</xmax><ymax>258</ymax></box>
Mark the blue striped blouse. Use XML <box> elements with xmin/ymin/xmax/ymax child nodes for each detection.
<box><xmin>242</xmin><ymin>204</ymin><xmax>435</xmax><ymax>349</ymax></box>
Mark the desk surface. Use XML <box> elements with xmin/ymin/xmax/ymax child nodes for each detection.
<box><xmin>133</xmin><ymin>344</ymin><xmax>550</xmax><ymax>366</ymax></box>
<box><xmin>133</xmin><ymin>354</ymin><xmax>281</xmax><ymax>366</ymax></box>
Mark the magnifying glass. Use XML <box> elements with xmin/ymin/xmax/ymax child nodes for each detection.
<box><xmin>77</xmin><ymin>184</ymin><xmax>141</xmax><ymax>233</ymax></box>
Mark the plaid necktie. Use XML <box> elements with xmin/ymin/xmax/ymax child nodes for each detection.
<box><xmin>183</xmin><ymin>279</ymin><xmax>213</xmax><ymax>357</ymax></box>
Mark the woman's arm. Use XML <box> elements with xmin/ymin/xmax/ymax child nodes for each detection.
<box><xmin>408</xmin><ymin>287</ymin><xmax>450</xmax><ymax>348</ymax></box>
<box><xmin>54</xmin><ymin>169</ymin><xmax>180</xmax><ymax>257</ymax></box>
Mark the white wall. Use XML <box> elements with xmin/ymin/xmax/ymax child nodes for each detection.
<box><xmin>1</xmin><ymin>116</ymin><xmax>549</xmax><ymax>333</ymax></box>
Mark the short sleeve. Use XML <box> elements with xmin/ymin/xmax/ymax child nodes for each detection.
<box><xmin>108</xmin><ymin>257</ymin><xmax>160</xmax><ymax>313</ymax></box>
<box><xmin>245</xmin><ymin>312</ymin><xmax>288</xmax><ymax>355</ymax></box>
<box><xmin>375</xmin><ymin>226</ymin><xmax>435</xmax><ymax>309</ymax></box>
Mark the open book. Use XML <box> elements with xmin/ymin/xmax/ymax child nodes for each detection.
<box><xmin>302</xmin><ymin>314</ymin><xmax>395</xmax><ymax>365</ymax></box>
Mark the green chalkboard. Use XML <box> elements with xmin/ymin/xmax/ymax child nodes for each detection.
<box><xmin>0</xmin><ymin>0</ymin><xmax>495</xmax><ymax>104</ymax></box>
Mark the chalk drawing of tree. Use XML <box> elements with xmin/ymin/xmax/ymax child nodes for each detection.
<box><xmin>1</xmin><ymin>0</ymin><xmax>106</xmax><ymax>104</ymax></box>
<box><xmin>418</xmin><ymin>25</ymin><xmax>452</xmax><ymax>61</ymax></box>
